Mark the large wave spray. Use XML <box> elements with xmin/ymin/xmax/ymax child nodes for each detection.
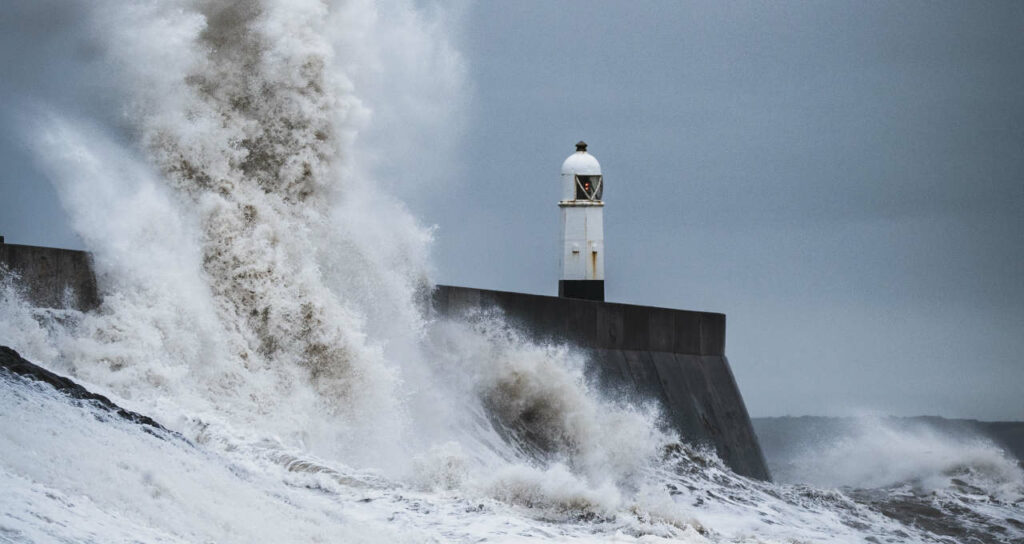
<box><xmin>25</xmin><ymin>0</ymin><xmax>415</xmax><ymax>471</ymax></box>
<box><xmin>14</xmin><ymin>0</ymin><xmax>675</xmax><ymax>499</ymax></box>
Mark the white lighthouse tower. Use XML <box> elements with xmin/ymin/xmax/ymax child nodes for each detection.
<box><xmin>559</xmin><ymin>141</ymin><xmax>605</xmax><ymax>301</ymax></box>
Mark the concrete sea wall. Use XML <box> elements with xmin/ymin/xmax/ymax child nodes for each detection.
<box><xmin>434</xmin><ymin>286</ymin><xmax>770</xmax><ymax>480</ymax></box>
<box><xmin>0</xmin><ymin>240</ymin><xmax>99</xmax><ymax>311</ymax></box>
<box><xmin>0</xmin><ymin>240</ymin><xmax>770</xmax><ymax>480</ymax></box>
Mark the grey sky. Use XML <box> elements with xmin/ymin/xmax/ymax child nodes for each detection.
<box><xmin>2</xmin><ymin>1</ymin><xmax>1022</xmax><ymax>420</ymax></box>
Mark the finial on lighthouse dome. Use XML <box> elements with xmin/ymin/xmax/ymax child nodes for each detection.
<box><xmin>561</xmin><ymin>142</ymin><xmax>602</xmax><ymax>177</ymax></box>
<box><xmin>561</xmin><ymin>141</ymin><xmax>602</xmax><ymax>202</ymax></box>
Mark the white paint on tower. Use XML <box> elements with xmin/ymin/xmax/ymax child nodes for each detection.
<box><xmin>559</xmin><ymin>141</ymin><xmax>604</xmax><ymax>283</ymax></box>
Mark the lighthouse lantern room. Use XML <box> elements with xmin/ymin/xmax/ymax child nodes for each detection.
<box><xmin>558</xmin><ymin>141</ymin><xmax>605</xmax><ymax>301</ymax></box>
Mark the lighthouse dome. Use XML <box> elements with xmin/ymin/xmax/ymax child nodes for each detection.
<box><xmin>560</xmin><ymin>141</ymin><xmax>603</xmax><ymax>202</ymax></box>
<box><xmin>561</xmin><ymin>147</ymin><xmax>601</xmax><ymax>176</ymax></box>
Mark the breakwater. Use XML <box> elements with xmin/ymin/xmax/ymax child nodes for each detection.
<box><xmin>0</xmin><ymin>240</ymin><xmax>770</xmax><ymax>480</ymax></box>
<box><xmin>0</xmin><ymin>241</ymin><xmax>99</xmax><ymax>311</ymax></box>
<box><xmin>434</xmin><ymin>285</ymin><xmax>769</xmax><ymax>480</ymax></box>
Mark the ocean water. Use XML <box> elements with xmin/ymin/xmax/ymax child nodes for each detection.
<box><xmin>2</xmin><ymin>1</ymin><xmax>1022</xmax><ymax>542</ymax></box>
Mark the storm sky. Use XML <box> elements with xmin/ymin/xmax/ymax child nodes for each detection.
<box><xmin>2</xmin><ymin>1</ymin><xmax>1022</xmax><ymax>420</ymax></box>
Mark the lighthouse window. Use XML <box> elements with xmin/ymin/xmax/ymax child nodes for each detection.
<box><xmin>575</xmin><ymin>175</ymin><xmax>603</xmax><ymax>201</ymax></box>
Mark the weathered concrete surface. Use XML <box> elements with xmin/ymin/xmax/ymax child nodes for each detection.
<box><xmin>0</xmin><ymin>241</ymin><xmax>100</xmax><ymax>311</ymax></box>
<box><xmin>434</xmin><ymin>285</ymin><xmax>771</xmax><ymax>481</ymax></box>
<box><xmin>0</xmin><ymin>345</ymin><xmax>168</xmax><ymax>434</ymax></box>
<box><xmin>434</xmin><ymin>285</ymin><xmax>726</xmax><ymax>355</ymax></box>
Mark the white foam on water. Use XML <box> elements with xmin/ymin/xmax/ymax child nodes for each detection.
<box><xmin>1</xmin><ymin>1</ymin><xmax>1022</xmax><ymax>542</ymax></box>
<box><xmin>782</xmin><ymin>417</ymin><xmax>1024</xmax><ymax>494</ymax></box>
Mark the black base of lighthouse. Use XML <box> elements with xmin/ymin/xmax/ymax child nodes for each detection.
<box><xmin>558</xmin><ymin>280</ymin><xmax>604</xmax><ymax>302</ymax></box>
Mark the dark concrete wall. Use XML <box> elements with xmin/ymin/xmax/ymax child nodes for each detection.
<box><xmin>434</xmin><ymin>285</ymin><xmax>770</xmax><ymax>480</ymax></box>
<box><xmin>0</xmin><ymin>242</ymin><xmax>99</xmax><ymax>311</ymax></box>
<box><xmin>433</xmin><ymin>285</ymin><xmax>726</xmax><ymax>355</ymax></box>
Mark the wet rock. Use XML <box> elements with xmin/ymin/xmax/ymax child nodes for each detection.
<box><xmin>0</xmin><ymin>345</ymin><xmax>169</xmax><ymax>434</ymax></box>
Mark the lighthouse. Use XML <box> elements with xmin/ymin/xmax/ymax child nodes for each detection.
<box><xmin>558</xmin><ymin>141</ymin><xmax>605</xmax><ymax>301</ymax></box>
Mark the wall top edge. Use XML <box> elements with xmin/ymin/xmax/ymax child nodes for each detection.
<box><xmin>434</xmin><ymin>284</ymin><xmax>726</xmax><ymax>320</ymax></box>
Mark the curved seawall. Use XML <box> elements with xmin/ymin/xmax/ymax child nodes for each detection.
<box><xmin>0</xmin><ymin>240</ymin><xmax>770</xmax><ymax>480</ymax></box>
